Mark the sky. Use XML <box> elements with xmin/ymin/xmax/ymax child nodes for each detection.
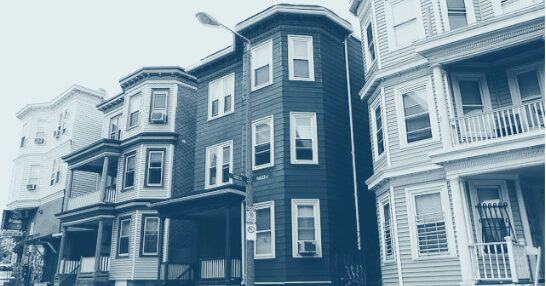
<box><xmin>0</xmin><ymin>0</ymin><xmax>360</xmax><ymax>217</ymax></box>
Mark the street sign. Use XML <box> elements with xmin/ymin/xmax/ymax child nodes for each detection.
<box><xmin>229</xmin><ymin>173</ymin><xmax>248</xmax><ymax>183</ymax></box>
<box><xmin>246</xmin><ymin>223</ymin><xmax>256</xmax><ymax>241</ymax></box>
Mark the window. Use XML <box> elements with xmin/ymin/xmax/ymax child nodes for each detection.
<box><xmin>251</xmin><ymin>40</ymin><xmax>273</xmax><ymax>90</ymax></box>
<box><xmin>451</xmin><ymin>73</ymin><xmax>491</xmax><ymax>117</ymax></box>
<box><xmin>20</xmin><ymin>124</ymin><xmax>27</xmax><ymax>148</ymax></box>
<box><xmin>118</xmin><ymin>218</ymin><xmax>131</xmax><ymax>256</ymax></box>
<box><xmin>208</xmin><ymin>73</ymin><xmax>235</xmax><ymax>120</ymax></box>
<box><xmin>252</xmin><ymin>116</ymin><xmax>274</xmax><ymax>170</ymax></box>
<box><xmin>28</xmin><ymin>165</ymin><xmax>40</xmax><ymax>187</ymax></box>
<box><xmin>291</xmin><ymin>199</ymin><xmax>322</xmax><ymax>257</ymax></box>
<box><xmin>365</xmin><ymin>23</ymin><xmax>376</xmax><ymax>65</ymax></box>
<box><xmin>288</xmin><ymin>35</ymin><xmax>314</xmax><ymax>81</ymax></box>
<box><xmin>50</xmin><ymin>159</ymin><xmax>61</xmax><ymax>186</ymax></box>
<box><xmin>123</xmin><ymin>153</ymin><xmax>136</xmax><ymax>189</ymax></box>
<box><xmin>372</xmin><ymin>104</ymin><xmax>385</xmax><ymax>158</ymax></box>
<box><xmin>407</xmin><ymin>184</ymin><xmax>454</xmax><ymax>259</ymax></box>
<box><xmin>151</xmin><ymin>90</ymin><xmax>168</xmax><ymax>112</ymax></box>
<box><xmin>146</xmin><ymin>150</ymin><xmax>164</xmax><ymax>187</ymax></box>
<box><xmin>142</xmin><ymin>217</ymin><xmax>159</xmax><ymax>255</ymax></box>
<box><xmin>290</xmin><ymin>112</ymin><xmax>318</xmax><ymax>164</ymax></box>
<box><xmin>109</xmin><ymin>115</ymin><xmax>122</xmax><ymax>140</ymax></box>
<box><xmin>381</xmin><ymin>200</ymin><xmax>394</xmax><ymax>261</ymax></box>
<box><xmin>446</xmin><ymin>0</ymin><xmax>468</xmax><ymax>29</ymax></box>
<box><xmin>128</xmin><ymin>94</ymin><xmax>141</xmax><ymax>129</ymax></box>
<box><xmin>35</xmin><ymin>120</ymin><xmax>46</xmax><ymax>142</ymax></box>
<box><xmin>61</xmin><ymin>110</ymin><xmax>69</xmax><ymax>133</ymax></box>
<box><xmin>388</xmin><ymin>0</ymin><xmax>424</xmax><ymax>48</ymax></box>
<box><xmin>255</xmin><ymin>201</ymin><xmax>275</xmax><ymax>259</ymax></box>
<box><xmin>395</xmin><ymin>79</ymin><xmax>437</xmax><ymax>146</ymax></box>
<box><xmin>205</xmin><ymin>141</ymin><xmax>232</xmax><ymax>188</ymax></box>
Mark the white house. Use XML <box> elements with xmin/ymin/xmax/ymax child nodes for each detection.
<box><xmin>350</xmin><ymin>0</ymin><xmax>544</xmax><ymax>284</ymax></box>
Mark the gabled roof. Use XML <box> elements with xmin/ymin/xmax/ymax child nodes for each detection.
<box><xmin>16</xmin><ymin>84</ymin><xmax>105</xmax><ymax>119</ymax></box>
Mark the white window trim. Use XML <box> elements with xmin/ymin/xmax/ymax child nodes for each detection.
<box><xmin>406</xmin><ymin>182</ymin><xmax>456</xmax><ymax>260</ymax></box>
<box><xmin>506</xmin><ymin>62</ymin><xmax>545</xmax><ymax>106</ymax></box>
<box><xmin>208</xmin><ymin>73</ymin><xmax>235</xmax><ymax>121</ymax></box>
<box><xmin>362</xmin><ymin>19</ymin><xmax>377</xmax><ymax>71</ymax></box>
<box><xmin>118</xmin><ymin>218</ymin><xmax>131</xmax><ymax>257</ymax></box>
<box><xmin>124</xmin><ymin>153</ymin><xmax>136</xmax><ymax>189</ymax></box>
<box><xmin>492</xmin><ymin>0</ymin><xmax>541</xmax><ymax>16</ymax></box>
<box><xmin>28</xmin><ymin>164</ymin><xmax>41</xmax><ymax>186</ymax></box>
<box><xmin>385</xmin><ymin>0</ymin><xmax>426</xmax><ymax>51</ymax></box>
<box><xmin>252</xmin><ymin>116</ymin><xmax>275</xmax><ymax>170</ymax></box>
<box><xmin>151</xmin><ymin>90</ymin><xmax>168</xmax><ymax>113</ymax></box>
<box><xmin>289</xmin><ymin>112</ymin><xmax>319</xmax><ymax>165</ymax></box>
<box><xmin>370</xmin><ymin>98</ymin><xmax>385</xmax><ymax>161</ymax></box>
<box><xmin>291</xmin><ymin>199</ymin><xmax>322</xmax><ymax>258</ymax></box>
<box><xmin>146</xmin><ymin>150</ymin><xmax>165</xmax><ymax>187</ymax></box>
<box><xmin>288</xmin><ymin>35</ymin><xmax>315</xmax><ymax>81</ymax></box>
<box><xmin>438</xmin><ymin>0</ymin><xmax>476</xmax><ymax>32</ymax></box>
<box><xmin>394</xmin><ymin>77</ymin><xmax>440</xmax><ymax>148</ymax></box>
<box><xmin>468</xmin><ymin>180</ymin><xmax>516</xmax><ymax>243</ymax></box>
<box><xmin>450</xmin><ymin>72</ymin><xmax>493</xmax><ymax>117</ymax></box>
<box><xmin>127</xmin><ymin>93</ymin><xmax>141</xmax><ymax>130</ymax></box>
<box><xmin>109</xmin><ymin>114</ymin><xmax>122</xmax><ymax>140</ymax></box>
<box><xmin>378</xmin><ymin>194</ymin><xmax>395</xmax><ymax>264</ymax></box>
<box><xmin>254</xmin><ymin>201</ymin><xmax>276</xmax><ymax>259</ymax></box>
<box><xmin>204</xmin><ymin>140</ymin><xmax>233</xmax><ymax>189</ymax></box>
<box><xmin>142</xmin><ymin>217</ymin><xmax>160</xmax><ymax>255</ymax></box>
<box><xmin>251</xmin><ymin>39</ymin><xmax>274</xmax><ymax>91</ymax></box>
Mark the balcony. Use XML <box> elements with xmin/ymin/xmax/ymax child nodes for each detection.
<box><xmin>450</xmin><ymin>99</ymin><xmax>545</xmax><ymax>146</ymax></box>
<box><xmin>160</xmin><ymin>258</ymin><xmax>241</xmax><ymax>282</ymax></box>
<box><xmin>66</xmin><ymin>186</ymin><xmax>116</xmax><ymax>211</ymax></box>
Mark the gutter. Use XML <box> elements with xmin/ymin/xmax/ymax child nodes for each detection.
<box><xmin>344</xmin><ymin>36</ymin><xmax>362</xmax><ymax>251</ymax></box>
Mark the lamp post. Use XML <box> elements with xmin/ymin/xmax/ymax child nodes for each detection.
<box><xmin>196</xmin><ymin>12</ymin><xmax>254</xmax><ymax>286</ymax></box>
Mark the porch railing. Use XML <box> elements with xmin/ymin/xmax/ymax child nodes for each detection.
<box><xmin>79</xmin><ymin>256</ymin><xmax>110</xmax><ymax>273</ymax></box>
<box><xmin>160</xmin><ymin>263</ymin><xmax>193</xmax><ymax>281</ymax></box>
<box><xmin>469</xmin><ymin>236</ymin><xmax>531</xmax><ymax>283</ymax></box>
<box><xmin>66</xmin><ymin>186</ymin><xmax>116</xmax><ymax>210</ymax></box>
<box><xmin>450</xmin><ymin>99</ymin><xmax>545</xmax><ymax>145</ymax></box>
<box><xmin>199</xmin><ymin>258</ymin><xmax>241</xmax><ymax>280</ymax></box>
<box><xmin>59</xmin><ymin>259</ymin><xmax>81</xmax><ymax>274</ymax></box>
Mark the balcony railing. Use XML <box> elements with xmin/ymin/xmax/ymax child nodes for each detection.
<box><xmin>469</xmin><ymin>237</ymin><xmax>531</xmax><ymax>283</ymax></box>
<box><xmin>59</xmin><ymin>259</ymin><xmax>81</xmax><ymax>274</ymax></box>
<box><xmin>199</xmin><ymin>258</ymin><xmax>241</xmax><ymax>280</ymax></box>
<box><xmin>160</xmin><ymin>263</ymin><xmax>193</xmax><ymax>281</ymax></box>
<box><xmin>79</xmin><ymin>256</ymin><xmax>110</xmax><ymax>273</ymax></box>
<box><xmin>66</xmin><ymin>186</ymin><xmax>116</xmax><ymax>211</ymax></box>
<box><xmin>450</xmin><ymin>99</ymin><xmax>544</xmax><ymax>145</ymax></box>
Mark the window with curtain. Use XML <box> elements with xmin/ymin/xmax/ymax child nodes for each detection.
<box><xmin>253</xmin><ymin>116</ymin><xmax>274</xmax><ymax>169</ymax></box>
<box><xmin>402</xmin><ymin>88</ymin><xmax>432</xmax><ymax>143</ymax></box>
<box><xmin>251</xmin><ymin>40</ymin><xmax>273</xmax><ymax>89</ymax></box>
<box><xmin>128</xmin><ymin>94</ymin><xmax>141</xmax><ymax>128</ymax></box>
<box><xmin>414</xmin><ymin>193</ymin><xmax>448</xmax><ymax>256</ymax></box>
<box><xmin>288</xmin><ymin>35</ymin><xmax>314</xmax><ymax>80</ymax></box>
<box><xmin>142</xmin><ymin>217</ymin><xmax>159</xmax><ymax>255</ymax></box>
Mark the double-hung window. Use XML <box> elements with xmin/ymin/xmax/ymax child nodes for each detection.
<box><xmin>50</xmin><ymin>159</ymin><xmax>61</xmax><ymax>186</ymax></box>
<box><xmin>118</xmin><ymin>218</ymin><xmax>131</xmax><ymax>256</ymax></box>
<box><xmin>128</xmin><ymin>94</ymin><xmax>141</xmax><ymax>129</ymax></box>
<box><xmin>388</xmin><ymin>0</ymin><xmax>424</xmax><ymax>48</ymax></box>
<box><xmin>365</xmin><ymin>23</ymin><xmax>376</xmax><ymax>66</ymax></box>
<box><xmin>446</xmin><ymin>0</ymin><xmax>468</xmax><ymax>30</ymax></box>
<box><xmin>251</xmin><ymin>40</ymin><xmax>273</xmax><ymax>90</ymax></box>
<box><xmin>288</xmin><ymin>35</ymin><xmax>314</xmax><ymax>81</ymax></box>
<box><xmin>291</xmin><ymin>199</ymin><xmax>322</xmax><ymax>258</ymax></box>
<box><xmin>255</xmin><ymin>201</ymin><xmax>275</xmax><ymax>259</ymax></box>
<box><xmin>290</xmin><ymin>112</ymin><xmax>318</xmax><ymax>164</ymax></box>
<box><xmin>208</xmin><ymin>73</ymin><xmax>235</xmax><ymax>120</ymax></box>
<box><xmin>381</xmin><ymin>199</ymin><xmax>394</xmax><ymax>261</ymax></box>
<box><xmin>407</xmin><ymin>184</ymin><xmax>454</xmax><ymax>259</ymax></box>
<box><xmin>35</xmin><ymin>120</ymin><xmax>46</xmax><ymax>143</ymax></box>
<box><xmin>372</xmin><ymin>103</ymin><xmax>385</xmax><ymax>158</ymax></box>
<box><xmin>509</xmin><ymin>65</ymin><xmax>545</xmax><ymax>104</ymax></box>
<box><xmin>150</xmin><ymin>90</ymin><xmax>168</xmax><ymax>123</ymax></box>
<box><xmin>124</xmin><ymin>153</ymin><xmax>136</xmax><ymax>189</ymax></box>
<box><xmin>146</xmin><ymin>150</ymin><xmax>164</xmax><ymax>187</ymax></box>
<box><xmin>252</xmin><ymin>116</ymin><xmax>274</xmax><ymax>170</ymax></box>
<box><xmin>109</xmin><ymin>115</ymin><xmax>122</xmax><ymax>140</ymax></box>
<box><xmin>28</xmin><ymin>165</ymin><xmax>40</xmax><ymax>188</ymax></box>
<box><xmin>142</xmin><ymin>217</ymin><xmax>159</xmax><ymax>255</ymax></box>
<box><xmin>205</xmin><ymin>141</ymin><xmax>232</xmax><ymax>188</ymax></box>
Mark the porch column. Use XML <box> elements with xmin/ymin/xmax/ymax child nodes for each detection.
<box><xmin>56</xmin><ymin>226</ymin><xmax>67</xmax><ymax>275</ymax></box>
<box><xmin>62</xmin><ymin>169</ymin><xmax>74</xmax><ymax>211</ymax></box>
<box><xmin>432</xmin><ymin>64</ymin><xmax>453</xmax><ymax>149</ymax></box>
<box><xmin>225</xmin><ymin>207</ymin><xmax>232</xmax><ymax>285</ymax></box>
<box><xmin>94</xmin><ymin>220</ymin><xmax>104</xmax><ymax>273</ymax></box>
<box><xmin>98</xmin><ymin>156</ymin><xmax>109</xmax><ymax>203</ymax></box>
<box><xmin>156</xmin><ymin>216</ymin><xmax>165</xmax><ymax>283</ymax></box>
<box><xmin>449</xmin><ymin>177</ymin><xmax>474</xmax><ymax>285</ymax></box>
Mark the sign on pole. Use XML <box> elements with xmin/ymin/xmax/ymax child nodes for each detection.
<box><xmin>246</xmin><ymin>207</ymin><xmax>256</xmax><ymax>241</ymax></box>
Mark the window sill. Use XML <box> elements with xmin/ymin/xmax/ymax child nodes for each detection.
<box><xmin>121</xmin><ymin>187</ymin><xmax>134</xmax><ymax>192</ymax></box>
<box><xmin>373</xmin><ymin>152</ymin><xmax>386</xmax><ymax>163</ymax></box>
<box><xmin>253</xmin><ymin>163</ymin><xmax>274</xmax><ymax>171</ymax></box>
<box><xmin>411</xmin><ymin>253</ymin><xmax>457</xmax><ymax>261</ymax></box>
<box><xmin>255</xmin><ymin>255</ymin><xmax>275</xmax><ymax>260</ymax></box>
<box><xmin>399</xmin><ymin>138</ymin><xmax>440</xmax><ymax>150</ymax></box>
<box><xmin>251</xmin><ymin>81</ymin><xmax>273</xmax><ymax>92</ymax></box>
<box><xmin>382</xmin><ymin>259</ymin><xmax>396</xmax><ymax>266</ymax></box>
<box><xmin>290</xmin><ymin>160</ymin><xmax>319</xmax><ymax>165</ymax></box>
<box><xmin>207</xmin><ymin>110</ymin><xmax>235</xmax><ymax>122</ymax></box>
<box><xmin>143</xmin><ymin>185</ymin><xmax>164</xmax><ymax>189</ymax></box>
<box><xmin>288</xmin><ymin>76</ymin><xmax>315</xmax><ymax>82</ymax></box>
<box><xmin>292</xmin><ymin>254</ymin><xmax>322</xmax><ymax>259</ymax></box>
<box><xmin>126</xmin><ymin>124</ymin><xmax>139</xmax><ymax>132</ymax></box>
<box><xmin>205</xmin><ymin>181</ymin><xmax>233</xmax><ymax>190</ymax></box>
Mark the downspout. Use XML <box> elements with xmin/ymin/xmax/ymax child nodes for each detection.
<box><xmin>344</xmin><ymin>36</ymin><xmax>362</xmax><ymax>251</ymax></box>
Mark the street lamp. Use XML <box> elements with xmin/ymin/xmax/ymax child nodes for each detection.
<box><xmin>196</xmin><ymin>12</ymin><xmax>255</xmax><ymax>286</ymax></box>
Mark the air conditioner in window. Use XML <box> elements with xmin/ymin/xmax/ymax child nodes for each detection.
<box><xmin>35</xmin><ymin>138</ymin><xmax>44</xmax><ymax>144</ymax></box>
<box><xmin>150</xmin><ymin>111</ymin><xmax>167</xmax><ymax>124</ymax></box>
<box><xmin>53</xmin><ymin>130</ymin><xmax>60</xmax><ymax>139</ymax></box>
<box><xmin>26</xmin><ymin>184</ymin><xmax>37</xmax><ymax>191</ymax></box>
<box><xmin>297</xmin><ymin>241</ymin><xmax>317</xmax><ymax>255</ymax></box>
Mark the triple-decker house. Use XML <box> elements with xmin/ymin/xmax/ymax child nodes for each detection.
<box><xmin>350</xmin><ymin>0</ymin><xmax>544</xmax><ymax>284</ymax></box>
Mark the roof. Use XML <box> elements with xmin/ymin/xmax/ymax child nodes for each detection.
<box><xmin>16</xmin><ymin>84</ymin><xmax>105</xmax><ymax>119</ymax></box>
<box><xmin>349</xmin><ymin>0</ymin><xmax>362</xmax><ymax>15</ymax></box>
<box><xmin>187</xmin><ymin>4</ymin><xmax>353</xmax><ymax>72</ymax></box>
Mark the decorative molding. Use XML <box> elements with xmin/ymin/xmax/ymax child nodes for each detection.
<box><xmin>119</xmin><ymin>67</ymin><xmax>197</xmax><ymax>92</ymax></box>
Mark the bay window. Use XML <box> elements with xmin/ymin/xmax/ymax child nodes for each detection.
<box><xmin>387</xmin><ymin>0</ymin><xmax>424</xmax><ymax>49</ymax></box>
<box><xmin>128</xmin><ymin>94</ymin><xmax>141</xmax><ymax>129</ymax></box>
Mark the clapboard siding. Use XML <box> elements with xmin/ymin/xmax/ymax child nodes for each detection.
<box><xmin>72</xmin><ymin>99</ymin><xmax>104</xmax><ymax>150</ymax></box>
<box><xmin>109</xmin><ymin>210</ymin><xmax>137</xmax><ymax>281</ymax></box>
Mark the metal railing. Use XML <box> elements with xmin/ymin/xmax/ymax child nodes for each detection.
<box><xmin>67</xmin><ymin>186</ymin><xmax>116</xmax><ymax>210</ymax></box>
<box><xmin>469</xmin><ymin>236</ymin><xmax>531</xmax><ymax>283</ymax></box>
<box><xmin>199</xmin><ymin>258</ymin><xmax>241</xmax><ymax>279</ymax></box>
<box><xmin>450</xmin><ymin>99</ymin><xmax>545</xmax><ymax>145</ymax></box>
